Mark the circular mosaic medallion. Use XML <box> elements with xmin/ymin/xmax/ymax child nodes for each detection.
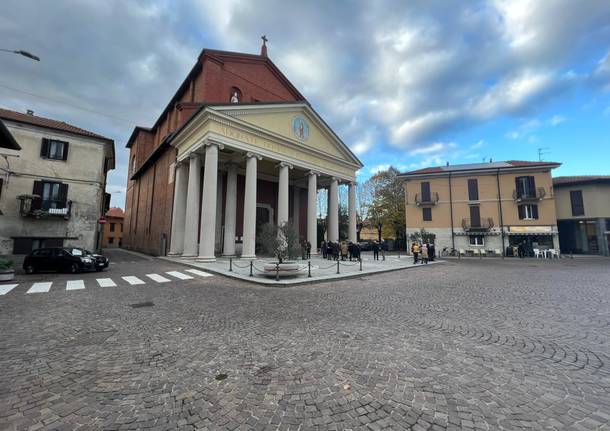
<box><xmin>292</xmin><ymin>116</ymin><xmax>309</xmax><ymax>141</ymax></box>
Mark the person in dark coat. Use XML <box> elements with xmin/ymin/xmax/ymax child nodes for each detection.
<box><xmin>518</xmin><ymin>241</ymin><xmax>526</xmax><ymax>259</ymax></box>
<box><xmin>372</xmin><ymin>241</ymin><xmax>380</xmax><ymax>260</ymax></box>
<box><xmin>321</xmin><ymin>241</ymin><xmax>327</xmax><ymax>259</ymax></box>
<box><xmin>306</xmin><ymin>241</ymin><xmax>312</xmax><ymax>259</ymax></box>
<box><xmin>428</xmin><ymin>243</ymin><xmax>436</xmax><ymax>262</ymax></box>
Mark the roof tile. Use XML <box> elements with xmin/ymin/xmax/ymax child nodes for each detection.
<box><xmin>0</xmin><ymin>108</ymin><xmax>113</xmax><ymax>142</ymax></box>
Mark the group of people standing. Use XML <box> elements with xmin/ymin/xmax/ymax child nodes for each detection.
<box><xmin>411</xmin><ymin>242</ymin><xmax>435</xmax><ymax>264</ymax></box>
<box><xmin>320</xmin><ymin>241</ymin><xmax>361</xmax><ymax>261</ymax></box>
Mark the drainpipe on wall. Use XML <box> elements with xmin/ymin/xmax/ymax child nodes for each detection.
<box><xmin>449</xmin><ymin>173</ymin><xmax>455</xmax><ymax>251</ymax></box>
<box><xmin>496</xmin><ymin>169</ymin><xmax>505</xmax><ymax>258</ymax></box>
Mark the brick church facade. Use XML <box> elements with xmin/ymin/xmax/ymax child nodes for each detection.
<box><xmin>124</xmin><ymin>42</ymin><xmax>362</xmax><ymax>258</ymax></box>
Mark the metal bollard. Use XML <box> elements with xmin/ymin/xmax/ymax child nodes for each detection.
<box><xmin>308</xmin><ymin>260</ymin><xmax>311</xmax><ymax>278</ymax></box>
<box><xmin>479</xmin><ymin>250</ymin><xmax>482</xmax><ymax>259</ymax></box>
<box><xmin>336</xmin><ymin>260</ymin><xmax>340</xmax><ymax>274</ymax></box>
<box><xmin>382</xmin><ymin>250</ymin><xmax>385</xmax><ymax>261</ymax></box>
<box><xmin>229</xmin><ymin>257</ymin><xmax>233</xmax><ymax>272</ymax></box>
<box><xmin>359</xmin><ymin>257</ymin><xmax>362</xmax><ymax>271</ymax></box>
<box><xmin>275</xmin><ymin>262</ymin><xmax>280</xmax><ymax>281</ymax></box>
<box><xmin>249</xmin><ymin>261</ymin><xmax>253</xmax><ymax>277</ymax></box>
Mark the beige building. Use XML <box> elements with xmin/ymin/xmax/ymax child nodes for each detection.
<box><xmin>554</xmin><ymin>176</ymin><xmax>610</xmax><ymax>256</ymax></box>
<box><xmin>399</xmin><ymin>161</ymin><xmax>560</xmax><ymax>255</ymax></box>
<box><xmin>0</xmin><ymin>108</ymin><xmax>115</xmax><ymax>255</ymax></box>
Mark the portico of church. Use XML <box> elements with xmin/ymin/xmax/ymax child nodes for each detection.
<box><xmin>167</xmin><ymin>102</ymin><xmax>363</xmax><ymax>261</ymax></box>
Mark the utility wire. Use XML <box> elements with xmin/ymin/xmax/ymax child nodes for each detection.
<box><xmin>0</xmin><ymin>82</ymin><xmax>141</xmax><ymax>125</ymax></box>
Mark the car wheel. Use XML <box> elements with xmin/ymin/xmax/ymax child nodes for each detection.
<box><xmin>96</xmin><ymin>267</ymin><xmax>104</xmax><ymax>272</ymax></box>
<box><xmin>24</xmin><ymin>265</ymin><xmax>35</xmax><ymax>274</ymax></box>
<box><xmin>70</xmin><ymin>263</ymin><xmax>79</xmax><ymax>274</ymax></box>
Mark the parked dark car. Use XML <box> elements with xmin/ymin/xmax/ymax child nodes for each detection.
<box><xmin>23</xmin><ymin>247</ymin><xmax>109</xmax><ymax>274</ymax></box>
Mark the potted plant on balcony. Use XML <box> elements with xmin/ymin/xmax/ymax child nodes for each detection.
<box><xmin>0</xmin><ymin>258</ymin><xmax>15</xmax><ymax>282</ymax></box>
<box><xmin>259</xmin><ymin>222</ymin><xmax>304</xmax><ymax>277</ymax></box>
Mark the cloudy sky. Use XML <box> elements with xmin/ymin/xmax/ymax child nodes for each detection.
<box><xmin>2</xmin><ymin>0</ymin><xmax>610</xmax><ymax>208</ymax></box>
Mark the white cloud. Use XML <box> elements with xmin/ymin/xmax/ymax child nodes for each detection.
<box><xmin>470</xmin><ymin>140</ymin><xmax>485</xmax><ymax>149</ymax></box>
<box><xmin>550</xmin><ymin>115</ymin><xmax>566</xmax><ymax>126</ymax></box>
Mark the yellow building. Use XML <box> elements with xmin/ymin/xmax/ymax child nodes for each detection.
<box><xmin>398</xmin><ymin>161</ymin><xmax>561</xmax><ymax>256</ymax></box>
<box><xmin>554</xmin><ymin>176</ymin><xmax>610</xmax><ymax>256</ymax></box>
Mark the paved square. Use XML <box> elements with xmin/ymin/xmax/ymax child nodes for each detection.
<box><xmin>0</xmin><ymin>254</ymin><xmax>609</xmax><ymax>430</ymax></box>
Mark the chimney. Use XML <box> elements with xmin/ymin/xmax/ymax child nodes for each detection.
<box><xmin>26</xmin><ymin>109</ymin><xmax>34</xmax><ymax>116</ymax></box>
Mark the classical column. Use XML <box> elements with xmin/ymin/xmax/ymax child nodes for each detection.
<box><xmin>293</xmin><ymin>186</ymin><xmax>300</xmax><ymax>232</ymax></box>
<box><xmin>168</xmin><ymin>161</ymin><xmax>188</xmax><ymax>255</ymax></box>
<box><xmin>277</xmin><ymin>162</ymin><xmax>292</xmax><ymax>226</ymax></box>
<box><xmin>222</xmin><ymin>162</ymin><xmax>238</xmax><ymax>256</ymax></box>
<box><xmin>197</xmin><ymin>142</ymin><xmax>223</xmax><ymax>261</ymax></box>
<box><xmin>307</xmin><ymin>171</ymin><xmax>318</xmax><ymax>253</ymax></box>
<box><xmin>242</xmin><ymin>152</ymin><xmax>261</xmax><ymax>259</ymax></box>
<box><xmin>182</xmin><ymin>153</ymin><xmax>201</xmax><ymax>257</ymax></box>
<box><xmin>348</xmin><ymin>182</ymin><xmax>357</xmax><ymax>243</ymax></box>
<box><xmin>328</xmin><ymin>177</ymin><xmax>339</xmax><ymax>242</ymax></box>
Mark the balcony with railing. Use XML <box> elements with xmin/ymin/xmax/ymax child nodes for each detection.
<box><xmin>414</xmin><ymin>192</ymin><xmax>439</xmax><ymax>206</ymax></box>
<box><xmin>462</xmin><ymin>217</ymin><xmax>494</xmax><ymax>232</ymax></box>
<box><xmin>17</xmin><ymin>195</ymin><xmax>72</xmax><ymax>220</ymax></box>
<box><xmin>512</xmin><ymin>187</ymin><xmax>546</xmax><ymax>202</ymax></box>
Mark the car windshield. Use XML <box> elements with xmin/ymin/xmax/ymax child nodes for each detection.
<box><xmin>69</xmin><ymin>248</ymin><xmax>84</xmax><ymax>256</ymax></box>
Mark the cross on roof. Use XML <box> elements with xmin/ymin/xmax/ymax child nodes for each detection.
<box><xmin>261</xmin><ymin>35</ymin><xmax>268</xmax><ymax>45</ymax></box>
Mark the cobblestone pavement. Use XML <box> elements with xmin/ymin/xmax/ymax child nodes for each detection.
<box><xmin>1</xmin><ymin>255</ymin><xmax>609</xmax><ymax>430</ymax></box>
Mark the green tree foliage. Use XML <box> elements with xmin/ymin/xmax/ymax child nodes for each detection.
<box><xmin>363</xmin><ymin>167</ymin><xmax>406</xmax><ymax>241</ymax></box>
<box><xmin>408</xmin><ymin>228</ymin><xmax>436</xmax><ymax>244</ymax></box>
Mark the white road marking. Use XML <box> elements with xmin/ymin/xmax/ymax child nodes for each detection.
<box><xmin>27</xmin><ymin>282</ymin><xmax>52</xmax><ymax>293</ymax></box>
<box><xmin>146</xmin><ymin>273</ymin><xmax>171</xmax><ymax>283</ymax></box>
<box><xmin>185</xmin><ymin>269</ymin><xmax>213</xmax><ymax>277</ymax></box>
<box><xmin>97</xmin><ymin>278</ymin><xmax>116</xmax><ymax>287</ymax></box>
<box><xmin>166</xmin><ymin>271</ymin><xmax>193</xmax><ymax>280</ymax></box>
<box><xmin>0</xmin><ymin>284</ymin><xmax>18</xmax><ymax>295</ymax></box>
<box><xmin>122</xmin><ymin>276</ymin><xmax>145</xmax><ymax>285</ymax></box>
<box><xmin>66</xmin><ymin>280</ymin><xmax>85</xmax><ymax>290</ymax></box>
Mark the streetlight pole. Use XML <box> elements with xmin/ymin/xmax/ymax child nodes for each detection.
<box><xmin>0</xmin><ymin>49</ymin><xmax>40</xmax><ymax>61</ymax></box>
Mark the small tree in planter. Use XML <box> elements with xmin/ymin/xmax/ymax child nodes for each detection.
<box><xmin>0</xmin><ymin>258</ymin><xmax>15</xmax><ymax>282</ymax></box>
<box><xmin>259</xmin><ymin>221</ymin><xmax>301</xmax><ymax>263</ymax></box>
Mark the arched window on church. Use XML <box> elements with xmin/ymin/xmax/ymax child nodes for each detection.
<box><xmin>229</xmin><ymin>87</ymin><xmax>242</xmax><ymax>103</ymax></box>
<box><xmin>131</xmin><ymin>155</ymin><xmax>136</xmax><ymax>175</ymax></box>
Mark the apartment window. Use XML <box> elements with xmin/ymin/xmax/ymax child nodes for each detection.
<box><xmin>108</xmin><ymin>237</ymin><xmax>114</xmax><ymax>244</ymax></box>
<box><xmin>40</xmin><ymin>138</ymin><xmax>69</xmax><ymax>160</ymax></box>
<box><xmin>422</xmin><ymin>207</ymin><xmax>432</xmax><ymax>221</ymax></box>
<box><xmin>467</xmin><ymin>179</ymin><xmax>479</xmax><ymax>201</ymax></box>
<box><xmin>420</xmin><ymin>182</ymin><xmax>431</xmax><ymax>201</ymax></box>
<box><xmin>120</xmin><ymin>223</ymin><xmax>123</xmax><ymax>232</ymax></box>
<box><xmin>110</xmin><ymin>223</ymin><xmax>116</xmax><ymax>232</ymax></box>
<box><xmin>515</xmin><ymin>176</ymin><xmax>536</xmax><ymax>199</ymax></box>
<box><xmin>518</xmin><ymin>204</ymin><xmax>539</xmax><ymax>220</ymax></box>
<box><xmin>570</xmin><ymin>190</ymin><xmax>584</xmax><ymax>216</ymax></box>
<box><xmin>32</xmin><ymin>180</ymin><xmax>68</xmax><ymax>211</ymax></box>
<box><xmin>469</xmin><ymin>235</ymin><xmax>484</xmax><ymax>246</ymax></box>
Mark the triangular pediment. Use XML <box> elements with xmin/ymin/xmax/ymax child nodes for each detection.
<box><xmin>209</xmin><ymin>103</ymin><xmax>362</xmax><ymax>168</ymax></box>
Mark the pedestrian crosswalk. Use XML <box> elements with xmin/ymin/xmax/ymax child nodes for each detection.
<box><xmin>0</xmin><ymin>269</ymin><xmax>213</xmax><ymax>296</ymax></box>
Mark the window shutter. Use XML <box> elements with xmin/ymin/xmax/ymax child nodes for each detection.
<box><xmin>40</xmin><ymin>138</ymin><xmax>49</xmax><ymax>158</ymax></box>
<box><xmin>31</xmin><ymin>180</ymin><xmax>44</xmax><ymax>210</ymax></box>
<box><xmin>532</xmin><ymin>204</ymin><xmax>539</xmax><ymax>219</ymax></box>
<box><xmin>468</xmin><ymin>179</ymin><xmax>479</xmax><ymax>201</ymax></box>
<box><xmin>469</xmin><ymin>205</ymin><xmax>481</xmax><ymax>227</ymax></box>
<box><xmin>62</xmin><ymin>142</ymin><xmax>69</xmax><ymax>160</ymax></box>
<box><xmin>518</xmin><ymin>205</ymin><xmax>525</xmax><ymax>220</ymax></box>
<box><xmin>528</xmin><ymin>176</ymin><xmax>536</xmax><ymax>194</ymax></box>
<box><xmin>58</xmin><ymin>183</ymin><xmax>69</xmax><ymax>208</ymax></box>
<box><xmin>421</xmin><ymin>182</ymin><xmax>431</xmax><ymax>201</ymax></box>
